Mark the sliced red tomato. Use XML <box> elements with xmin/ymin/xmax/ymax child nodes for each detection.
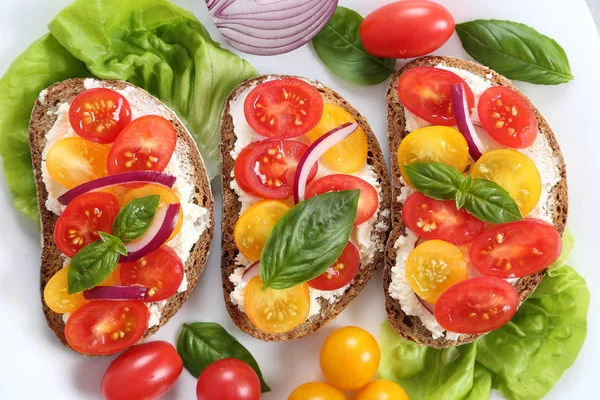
<box><xmin>402</xmin><ymin>193</ymin><xmax>485</xmax><ymax>245</ymax></box>
<box><xmin>65</xmin><ymin>300</ymin><xmax>148</xmax><ymax>355</ymax></box>
<box><xmin>234</xmin><ymin>139</ymin><xmax>317</xmax><ymax>199</ymax></box>
<box><xmin>478</xmin><ymin>86</ymin><xmax>538</xmax><ymax>148</ymax></box>
<box><xmin>69</xmin><ymin>88</ymin><xmax>132</xmax><ymax>144</ymax></box>
<box><xmin>434</xmin><ymin>276</ymin><xmax>519</xmax><ymax>334</ymax></box>
<box><xmin>470</xmin><ymin>219</ymin><xmax>561</xmax><ymax>278</ymax></box>
<box><xmin>305</xmin><ymin>174</ymin><xmax>378</xmax><ymax>226</ymax></box>
<box><xmin>120</xmin><ymin>246</ymin><xmax>184</xmax><ymax>302</ymax></box>
<box><xmin>54</xmin><ymin>192</ymin><xmax>120</xmax><ymax>257</ymax></box>
<box><xmin>243</xmin><ymin>78</ymin><xmax>324</xmax><ymax>138</ymax></box>
<box><xmin>309</xmin><ymin>242</ymin><xmax>360</xmax><ymax>291</ymax></box>
<box><xmin>398</xmin><ymin>66</ymin><xmax>474</xmax><ymax>126</ymax></box>
<box><xmin>107</xmin><ymin>115</ymin><xmax>176</xmax><ymax>175</ymax></box>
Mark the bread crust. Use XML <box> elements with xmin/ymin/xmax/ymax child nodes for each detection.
<box><xmin>30</xmin><ymin>79</ymin><xmax>214</xmax><ymax>355</ymax></box>
<box><xmin>220</xmin><ymin>75</ymin><xmax>392</xmax><ymax>341</ymax></box>
<box><xmin>384</xmin><ymin>56</ymin><xmax>569</xmax><ymax>348</ymax></box>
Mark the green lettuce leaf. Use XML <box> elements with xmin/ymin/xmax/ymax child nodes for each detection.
<box><xmin>379</xmin><ymin>321</ymin><xmax>478</xmax><ymax>400</ymax></box>
<box><xmin>461</xmin><ymin>364</ymin><xmax>492</xmax><ymax>400</ymax></box>
<box><xmin>0</xmin><ymin>34</ymin><xmax>90</xmax><ymax>221</ymax></box>
<box><xmin>476</xmin><ymin>265</ymin><xmax>589</xmax><ymax>400</ymax></box>
<box><xmin>48</xmin><ymin>0</ymin><xmax>257</xmax><ymax>179</ymax></box>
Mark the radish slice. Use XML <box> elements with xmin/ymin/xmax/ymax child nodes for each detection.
<box><xmin>206</xmin><ymin>0</ymin><xmax>338</xmax><ymax>56</ymax></box>
<box><xmin>293</xmin><ymin>122</ymin><xmax>359</xmax><ymax>203</ymax></box>
<box><xmin>83</xmin><ymin>286</ymin><xmax>148</xmax><ymax>300</ymax></box>
<box><xmin>58</xmin><ymin>171</ymin><xmax>176</xmax><ymax>205</ymax></box>
<box><xmin>451</xmin><ymin>83</ymin><xmax>485</xmax><ymax>161</ymax></box>
<box><xmin>242</xmin><ymin>261</ymin><xmax>259</xmax><ymax>283</ymax></box>
<box><xmin>120</xmin><ymin>203</ymin><xmax>180</xmax><ymax>262</ymax></box>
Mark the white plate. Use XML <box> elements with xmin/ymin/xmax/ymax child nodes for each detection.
<box><xmin>0</xmin><ymin>0</ymin><xmax>598</xmax><ymax>398</ymax></box>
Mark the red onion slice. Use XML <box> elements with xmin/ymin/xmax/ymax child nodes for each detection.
<box><xmin>120</xmin><ymin>203</ymin><xmax>181</xmax><ymax>262</ymax></box>
<box><xmin>325</xmin><ymin>266</ymin><xmax>340</xmax><ymax>277</ymax></box>
<box><xmin>242</xmin><ymin>261</ymin><xmax>259</xmax><ymax>283</ymax></box>
<box><xmin>58</xmin><ymin>171</ymin><xmax>176</xmax><ymax>205</ymax></box>
<box><xmin>293</xmin><ymin>122</ymin><xmax>359</xmax><ymax>203</ymax></box>
<box><xmin>206</xmin><ymin>0</ymin><xmax>338</xmax><ymax>55</ymax></box>
<box><xmin>416</xmin><ymin>294</ymin><xmax>435</xmax><ymax>314</ymax></box>
<box><xmin>83</xmin><ymin>286</ymin><xmax>148</xmax><ymax>300</ymax></box>
<box><xmin>451</xmin><ymin>83</ymin><xmax>485</xmax><ymax>161</ymax></box>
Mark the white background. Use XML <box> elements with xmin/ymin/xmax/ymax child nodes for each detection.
<box><xmin>0</xmin><ymin>0</ymin><xmax>599</xmax><ymax>399</ymax></box>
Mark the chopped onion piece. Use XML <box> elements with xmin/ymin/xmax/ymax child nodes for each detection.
<box><xmin>242</xmin><ymin>261</ymin><xmax>259</xmax><ymax>283</ymax></box>
<box><xmin>451</xmin><ymin>83</ymin><xmax>485</xmax><ymax>161</ymax></box>
<box><xmin>120</xmin><ymin>203</ymin><xmax>180</xmax><ymax>262</ymax></box>
<box><xmin>293</xmin><ymin>122</ymin><xmax>358</xmax><ymax>203</ymax></box>
<box><xmin>58</xmin><ymin>171</ymin><xmax>176</xmax><ymax>205</ymax></box>
<box><xmin>83</xmin><ymin>285</ymin><xmax>148</xmax><ymax>300</ymax></box>
<box><xmin>206</xmin><ymin>0</ymin><xmax>339</xmax><ymax>56</ymax></box>
<box><xmin>325</xmin><ymin>266</ymin><xmax>340</xmax><ymax>277</ymax></box>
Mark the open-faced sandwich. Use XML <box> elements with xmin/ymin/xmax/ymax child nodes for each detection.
<box><xmin>31</xmin><ymin>79</ymin><xmax>214</xmax><ymax>355</ymax></box>
<box><xmin>221</xmin><ymin>75</ymin><xmax>392</xmax><ymax>341</ymax></box>
<box><xmin>384</xmin><ymin>56</ymin><xmax>568</xmax><ymax>348</ymax></box>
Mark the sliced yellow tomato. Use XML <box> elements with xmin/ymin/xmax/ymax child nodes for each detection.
<box><xmin>44</xmin><ymin>265</ymin><xmax>120</xmax><ymax>314</ymax></box>
<box><xmin>405</xmin><ymin>240</ymin><xmax>468</xmax><ymax>303</ymax></box>
<box><xmin>46</xmin><ymin>136</ymin><xmax>110</xmax><ymax>189</ymax></box>
<box><xmin>397</xmin><ymin>126</ymin><xmax>469</xmax><ymax>186</ymax></box>
<box><xmin>120</xmin><ymin>184</ymin><xmax>183</xmax><ymax>240</ymax></box>
<box><xmin>234</xmin><ymin>200</ymin><xmax>290</xmax><ymax>261</ymax></box>
<box><xmin>244</xmin><ymin>276</ymin><xmax>310</xmax><ymax>334</ymax></box>
<box><xmin>305</xmin><ymin>103</ymin><xmax>368</xmax><ymax>173</ymax></box>
<box><xmin>471</xmin><ymin>149</ymin><xmax>541</xmax><ymax>216</ymax></box>
<box><xmin>288</xmin><ymin>382</ymin><xmax>347</xmax><ymax>400</ymax></box>
<box><xmin>356</xmin><ymin>380</ymin><xmax>409</xmax><ymax>400</ymax></box>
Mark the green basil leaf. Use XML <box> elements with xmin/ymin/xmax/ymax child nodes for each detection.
<box><xmin>177</xmin><ymin>322</ymin><xmax>270</xmax><ymax>393</ymax></box>
<box><xmin>112</xmin><ymin>195</ymin><xmax>160</xmax><ymax>243</ymax></box>
<box><xmin>312</xmin><ymin>6</ymin><xmax>396</xmax><ymax>85</ymax></box>
<box><xmin>403</xmin><ymin>162</ymin><xmax>464</xmax><ymax>201</ymax></box>
<box><xmin>456</xmin><ymin>20</ymin><xmax>573</xmax><ymax>85</ymax></box>
<box><xmin>259</xmin><ymin>190</ymin><xmax>359</xmax><ymax>290</ymax></box>
<box><xmin>456</xmin><ymin>175</ymin><xmax>473</xmax><ymax>209</ymax></box>
<box><xmin>463</xmin><ymin>178</ymin><xmax>522</xmax><ymax>224</ymax></box>
<box><xmin>67</xmin><ymin>232</ymin><xmax>126</xmax><ymax>294</ymax></box>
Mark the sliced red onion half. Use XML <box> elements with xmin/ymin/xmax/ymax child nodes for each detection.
<box><xmin>83</xmin><ymin>285</ymin><xmax>148</xmax><ymax>300</ymax></box>
<box><xmin>206</xmin><ymin>0</ymin><xmax>338</xmax><ymax>56</ymax></box>
<box><xmin>450</xmin><ymin>83</ymin><xmax>486</xmax><ymax>161</ymax></box>
<box><xmin>293</xmin><ymin>122</ymin><xmax>359</xmax><ymax>203</ymax></box>
<box><xmin>242</xmin><ymin>261</ymin><xmax>259</xmax><ymax>283</ymax></box>
<box><xmin>58</xmin><ymin>171</ymin><xmax>176</xmax><ymax>205</ymax></box>
<box><xmin>120</xmin><ymin>203</ymin><xmax>181</xmax><ymax>262</ymax></box>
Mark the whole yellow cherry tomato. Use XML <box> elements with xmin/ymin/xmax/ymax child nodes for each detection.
<box><xmin>288</xmin><ymin>382</ymin><xmax>347</xmax><ymax>400</ymax></box>
<box><xmin>397</xmin><ymin>126</ymin><xmax>469</xmax><ymax>186</ymax></box>
<box><xmin>305</xmin><ymin>103</ymin><xmax>368</xmax><ymax>173</ymax></box>
<box><xmin>356</xmin><ymin>379</ymin><xmax>409</xmax><ymax>400</ymax></box>
<box><xmin>320</xmin><ymin>326</ymin><xmax>380</xmax><ymax>391</ymax></box>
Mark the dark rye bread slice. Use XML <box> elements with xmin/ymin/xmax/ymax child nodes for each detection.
<box><xmin>384</xmin><ymin>56</ymin><xmax>569</xmax><ymax>348</ymax></box>
<box><xmin>221</xmin><ymin>75</ymin><xmax>392</xmax><ymax>341</ymax></box>
<box><xmin>30</xmin><ymin>79</ymin><xmax>214</xmax><ymax>355</ymax></box>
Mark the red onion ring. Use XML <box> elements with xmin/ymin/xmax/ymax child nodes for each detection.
<box><xmin>206</xmin><ymin>0</ymin><xmax>339</xmax><ymax>56</ymax></box>
<box><xmin>83</xmin><ymin>286</ymin><xmax>148</xmax><ymax>300</ymax></box>
<box><xmin>58</xmin><ymin>171</ymin><xmax>176</xmax><ymax>205</ymax></box>
<box><xmin>293</xmin><ymin>122</ymin><xmax>359</xmax><ymax>203</ymax></box>
<box><xmin>450</xmin><ymin>83</ymin><xmax>485</xmax><ymax>161</ymax></box>
<box><xmin>120</xmin><ymin>203</ymin><xmax>180</xmax><ymax>262</ymax></box>
<box><xmin>242</xmin><ymin>261</ymin><xmax>259</xmax><ymax>283</ymax></box>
